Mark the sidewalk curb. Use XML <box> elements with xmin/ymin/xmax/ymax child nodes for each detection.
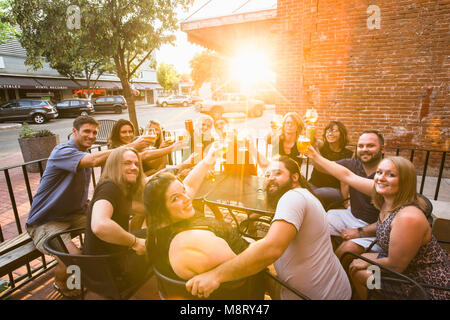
<box><xmin>0</xmin><ymin>123</ymin><xmax>22</xmax><ymax>131</ymax></box>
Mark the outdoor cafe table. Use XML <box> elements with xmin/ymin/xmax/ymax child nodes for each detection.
<box><xmin>201</xmin><ymin>173</ymin><xmax>274</xmax><ymax>218</ymax></box>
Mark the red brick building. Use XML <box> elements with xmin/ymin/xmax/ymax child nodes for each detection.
<box><xmin>182</xmin><ymin>0</ymin><xmax>449</xmax><ymax>151</ymax></box>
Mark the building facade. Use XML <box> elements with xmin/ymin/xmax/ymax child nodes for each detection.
<box><xmin>181</xmin><ymin>0</ymin><xmax>449</xmax><ymax>152</ymax></box>
<box><xmin>0</xmin><ymin>40</ymin><xmax>162</xmax><ymax>105</ymax></box>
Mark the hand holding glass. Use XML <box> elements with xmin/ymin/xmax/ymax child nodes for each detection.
<box><xmin>297</xmin><ymin>135</ymin><xmax>310</xmax><ymax>158</ymax></box>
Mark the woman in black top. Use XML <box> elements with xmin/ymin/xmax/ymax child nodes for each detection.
<box><xmin>143</xmin><ymin>143</ymin><xmax>249</xmax><ymax>282</ymax></box>
<box><xmin>308</xmin><ymin>121</ymin><xmax>354</xmax><ymax>209</ymax></box>
<box><xmin>253</xmin><ymin>112</ymin><xmax>305</xmax><ymax>170</ymax></box>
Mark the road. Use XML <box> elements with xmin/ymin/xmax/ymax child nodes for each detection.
<box><xmin>0</xmin><ymin>104</ymin><xmax>276</xmax><ymax>161</ymax></box>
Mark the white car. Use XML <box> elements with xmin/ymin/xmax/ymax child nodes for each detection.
<box><xmin>196</xmin><ymin>93</ymin><xmax>265</xmax><ymax>119</ymax></box>
<box><xmin>156</xmin><ymin>95</ymin><xmax>191</xmax><ymax>107</ymax></box>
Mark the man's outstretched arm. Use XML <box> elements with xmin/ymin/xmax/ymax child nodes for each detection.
<box><xmin>185</xmin><ymin>220</ymin><xmax>296</xmax><ymax>298</ymax></box>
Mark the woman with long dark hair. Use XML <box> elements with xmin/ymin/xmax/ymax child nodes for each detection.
<box><xmin>143</xmin><ymin>143</ymin><xmax>250</xmax><ymax>283</ymax></box>
<box><xmin>308</xmin><ymin>120</ymin><xmax>354</xmax><ymax>209</ymax></box>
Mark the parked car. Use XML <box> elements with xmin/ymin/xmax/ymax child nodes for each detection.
<box><xmin>196</xmin><ymin>93</ymin><xmax>265</xmax><ymax>119</ymax></box>
<box><xmin>157</xmin><ymin>94</ymin><xmax>191</xmax><ymax>107</ymax></box>
<box><xmin>189</xmin><ymin>96</ymin><xmax>203</xmax><ymax>105</ymax></box>
<box><xmin>55</xmin><ymin>98</ymin><xmax>94</xmax><ymax>118</ymax></box>
<box><xmin>92</xmin><ymin>95</ymin><xmax>127</xmax><ymax>114</ymax></box>
<box><xmin>0</xmin><ymin>99</ymin><xmax>58</xmax><ymax>124</ymax></box>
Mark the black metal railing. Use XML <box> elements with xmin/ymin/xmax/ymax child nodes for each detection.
<box><xmin>0</xmin><ymin>158</ymin><xmax>56</xmax><ymax>299</ymax></box>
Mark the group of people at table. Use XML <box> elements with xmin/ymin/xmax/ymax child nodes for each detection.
<box><xmin>24</xmin><ymin>111</ymin><xmax>449</xmax><ymax>300</ymax></box>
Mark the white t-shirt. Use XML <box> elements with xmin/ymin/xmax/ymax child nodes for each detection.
<box><xmin>272</xmin><ymin>188</ymin><xmax>352</xmax><ymax>300</ymax></box>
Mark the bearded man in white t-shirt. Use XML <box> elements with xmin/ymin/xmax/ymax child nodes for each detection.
<box><xmin>186</xmin><ymin>155</ymin><xmax>351</xmax><ymax>300</ymax></box>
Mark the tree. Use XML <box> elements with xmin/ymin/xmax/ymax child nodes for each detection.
<box><xmin>0</xmin><ymin>0</ymin><xmax>19</xmax><ymax>44</ymax></box>
<box><xmin>86</xmin><ymin>0</ymin><xmax>193</xmax><ymax>132</ymax></box>
<box><xmin>13</xmin><ymin>0</ymin><xmax>193</xmax><ymax>132</ymax></box>
<box><xmin>12</xmin><ymin>0</ymin><xmax>114</xmax><ymax>99</ymax></box>
<box><xmin>190</xmin><ymin>50</ymin><xmax>228</xmax><ymax>91</ymax></box>
<box><xmin>157</xmin><ymin>63</ymin><xmax>179</xmax><ymax>92</ymax></box>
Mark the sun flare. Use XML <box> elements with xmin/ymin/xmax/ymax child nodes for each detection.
<box><xmin>230</xmin><ymin>46</ymin><xmax>274</xmax><ymax>90</ymax></box>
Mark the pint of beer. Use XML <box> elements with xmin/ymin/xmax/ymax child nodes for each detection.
<box><xmin>297</xmin><ymin>135</ymin><xmax>311</xmax><ymax>154</ymax></box>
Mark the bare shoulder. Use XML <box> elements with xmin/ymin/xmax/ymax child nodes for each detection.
<box><xmin>393</xmin><ymin>205</ymin><xmax>428</xmax><ymax>227</ymax></box>
<box><xmin>169</xmin><ymin>230</ymin><xmax>236</xmax><ymax>280</ymax></box>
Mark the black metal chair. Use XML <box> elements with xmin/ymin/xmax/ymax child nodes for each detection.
<box><xmin>153</xmin><ymin>266</ymin><xmax>265</xmax><ymax>300</ymax></box>
<box><xmin>43</xmin><ymin>227</ymin><xmax>152</xmax><ymax>300</ymax></box>
<box><xmin>341</xmin><ymin>251</ymin><xmax>450</xmax><ymax>300</ymax></box>
<box><xmin>67</xmin><ymin>119</ymin><xmax>117</xmax><ymax>145</ymax></box>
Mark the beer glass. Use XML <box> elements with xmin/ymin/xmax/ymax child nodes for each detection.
<box><xmin>297</xmin><ymin>135</ymin><xmax>310</xmax><ymax>158</ymax></box>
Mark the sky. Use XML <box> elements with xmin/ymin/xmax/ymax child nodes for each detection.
<box><xmin>153</xmin><ymin>0</ymin><xmax>276</xmax><ymax>75</ymax></box>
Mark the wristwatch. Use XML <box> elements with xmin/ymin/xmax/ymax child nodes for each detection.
<box><xmin>357</xmin><ymin>227</ymin><xmax>364</xmax><ymax>237</ymax></box>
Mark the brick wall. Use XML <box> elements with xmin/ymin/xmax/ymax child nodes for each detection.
<box><xmin>275</xmin><ymin>0</ymin><xmax>449</xmax><ymax>153</ymax></box>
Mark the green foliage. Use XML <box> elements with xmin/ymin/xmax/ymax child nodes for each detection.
<box><xmin>34</xmin><ymin>129</ymin><xmax>55</xmax><ymax>137</ymax></box>
<box><xmin>18</xmin><ymin>122</ymin><xmax>35</xmax><ymax>139</ymax></box>
<box><xmin>157</xmin><ymin>63</ymin><xmax>180</xmax><ymax>91</ymax></box>
<box><xmin>0</xmin><ymin>0</ymin><xmax>19</xmax><ymax>44</ymax></box>
<box><xmin>11</xmin><ymin>0</ymin><xmax>194</xmax><ymax>130</ymax></box>
<box><xmin>18</xmin><ymin>123</ymin><xmax>55</xmax><ymax>139</ymax></box>
<box><xmin>190</xmin><ymin>50</ymin><xmax>229</xmax><ymax>91</ymax></box>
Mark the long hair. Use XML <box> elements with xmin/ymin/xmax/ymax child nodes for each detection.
<box><xmin>143</xmin><ymin>172</ymin><xmax>181</xmax><ymax>230</ymax></box>
<box><xmin>322</xmin><ymin>120</ymin><xmax>349</xmax><ymax>150</ymax></box>
<box><xmin>275</xmin><ymin>155</ymin><xmax>316</xmax><ymax>197</ymax></box>
<box><xmin>98</xmin><ymin>147</ymin><xmax>145</xmax><ymax>197</ymax></box>
<box><xmin>107</xmin><ymin>119</ymin><xmax>135</xmax><ymax>149</ymax></box>
<box><xmin>372</xmin><ymin>157</ymin><xmax>426</xmax><ymax>213</ymax></box>
<box><xmin>281</xmin><ymin>112</ymin><xmax>304</xmax><ymax>139</ymax></box>
<box><xmin>147</xmin><ymin>120</ymin><xmax>162</xmax><ymax>148</ymax></box>
<box><xmin>143</xmin><ymin>172</ymin><xmax>180</xmax><ymax>256</ymax></box>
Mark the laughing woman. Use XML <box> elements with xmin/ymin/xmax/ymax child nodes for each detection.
<box><xmin>307</xmin><ymin>147</ymin><xmax>450</xmax><ymax>300</ymax></box>
<box><xmin>143</xmin><ymin>143</ymin><xmax>250</xmax><ymax>284</ymax></box>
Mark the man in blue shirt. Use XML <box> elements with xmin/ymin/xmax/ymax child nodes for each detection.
<box><xmin>26</xmin><ymin>116</ymin><xmax>151</xmax><ymax>298</ymax></box>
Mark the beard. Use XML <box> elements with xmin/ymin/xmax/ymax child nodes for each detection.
<box><xmin>357</xmin><ymin>150</ymin><xmax>383</xmax><ymax>165</ymax></box>
<box><xmin>265</xmin><ymin>177</ymin><xmax>294</xmax><ymax>209</ymax></box>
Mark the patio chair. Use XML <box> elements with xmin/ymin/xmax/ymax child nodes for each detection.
<box><xmin>67</xmin><ymin>119</ymin><xmax>117</xmax><ymax>145</ymax></box>
<box><xmin>153</xmin><ymin>265</ymin><xmax>265</xmax><ymax>300</ymax></box>
<box><xmin>153</xmin><ymin>266</ymin><xmax>311</xmax><ymax>300</ymax></box>
<box><xmin>341</xmin><ymin>251</ymin><xmax>450</xmax><ymax>300</ymax></box>
<box><xmin>43</xmin><ymin>227</ymin><xmax>152</xmax><ymax>300</ymax></box>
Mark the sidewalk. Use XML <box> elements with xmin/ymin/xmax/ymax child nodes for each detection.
<box><xmin>0</xmin><ymin>123</ymin><xmax>21</xmax><ymax>131</ymax></box>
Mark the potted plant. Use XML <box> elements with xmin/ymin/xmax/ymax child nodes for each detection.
<box><xmin>18</xmin><ymin>123</ymin><xmax>60</xmax><ymax>173</ymax></box>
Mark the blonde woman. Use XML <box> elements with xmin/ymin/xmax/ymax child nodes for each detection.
<box><xmin>307</xmin><ymin>148</ymin><xmax>450</xmax><ymax>300</ymax></box>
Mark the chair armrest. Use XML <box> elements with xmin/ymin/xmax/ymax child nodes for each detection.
<box><xmin>341</xmin><ymin>251</ymin><xmax>430</xmax><ymax>299</ymax></box>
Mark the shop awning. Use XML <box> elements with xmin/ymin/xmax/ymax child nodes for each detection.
<box><xmin>133</xmin><ymin>82</ymin><xmax>163</xmax><ymax>90</ymax></box>
<box><xmin>34</xmin><ymin>78</ymin><xmax>77</xmax><ymax>90</ymax></box>
<box><xmin>0</xmin><ymin>76</ymin><xmax>43</xmax><ymax>89</ymax></box>
<box><xmin>180</xmin><ymin>8</ymin><xmax>277</xmax><ymax>56</ymax></box>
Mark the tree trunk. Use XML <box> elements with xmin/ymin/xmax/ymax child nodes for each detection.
<box><xmin>114</xmin><ymin>55</ymin><xmax>139</xmax><ymax>135</ymax></box>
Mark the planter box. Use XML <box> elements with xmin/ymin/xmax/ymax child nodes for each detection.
<box><xmin>18</xmin><ymin>135</ymin><xmax>60</xmax><ymax>173</ymax></box>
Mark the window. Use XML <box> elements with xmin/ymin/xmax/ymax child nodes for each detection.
<box><xmin>96</xmin><ymin>98</ymin><xmax>105</xmax><ymax>103</ymax></box>
<box><xmin>18</xmin><ymin>100</ymin><xmax>32</xmax><ymax>107</ymax></box>
<box><xmin>70</xmin><ymin>100</ymin><xmax>80</xmax><ymax>106</ymax></box>
<box><xmin>1</xmin><ymin>102</ymin><xmax>17</xmax><ymax>108</ymax></box>
<box><xmin>57</xmin><ymin>101</ymin><xmax>70</xmax><ymax>107</ymax></box>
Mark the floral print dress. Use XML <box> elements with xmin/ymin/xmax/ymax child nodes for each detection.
<box><xmin>376</xmin><ymin>207</ymin><xmax>450</xmax><ymax>299</ymax></box>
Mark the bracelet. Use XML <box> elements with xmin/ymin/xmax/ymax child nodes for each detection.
<box><xmin>357</xmin><ymin>227</ymin><xmax>364</xmax><ymax>237</ymax></box>
<box><xmin>130</xmin><ymin>235</ymin><xmax>137</xmax><ymax>249</ymax></box>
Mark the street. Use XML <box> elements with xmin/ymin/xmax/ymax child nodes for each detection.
<box><xmin>0</xmin><ymin>104</ymin><xmax>276</xmax><ymax>161</ymax></box>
